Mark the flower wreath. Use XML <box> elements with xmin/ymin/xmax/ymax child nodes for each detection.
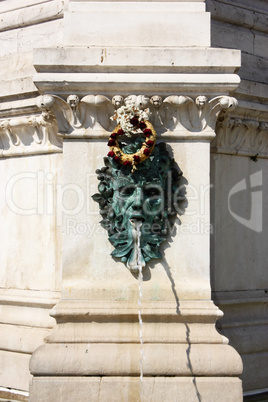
<box><xmin>107</xmin><ymin>105</ymin><xmax>156</xmax><ymax>170</ymax></box>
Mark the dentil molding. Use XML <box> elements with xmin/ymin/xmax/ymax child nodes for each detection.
<box><xmin>0</xmin><ymin>94</ymin><xmax>237</xmax><ymax>157</ymax></box>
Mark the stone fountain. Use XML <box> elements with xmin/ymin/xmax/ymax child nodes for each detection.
<box><xmin>28</xmin><ymin>1</ymin><xmax>243</xmax><ymax>400</ymax></box>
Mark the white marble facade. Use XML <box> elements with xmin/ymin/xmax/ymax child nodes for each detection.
<box><xmin>0</xmin><ymin>0</ymin><xmax>267</xmax><ymax>401</ymax></box>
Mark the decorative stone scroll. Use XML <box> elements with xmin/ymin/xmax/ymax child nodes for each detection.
<box><xmin>0</xmin><ymin>95</ymin><xmax>62</xmax><ymax>158</ymax></box>
<box><xmin>0</xmin><ymin>93</ymin><xmax>238</xmax><ymax>157</ymax></box>
<box><xmin>155</xmin><ymin>95</ymin><xmax>237</xmax><ymax>136</ymax></box>
<box><xmin>43</xmin><ymin>94</ymin><xmax>237</xmax><ymax>140</ymax></box>
<box><xmin>212</xmin><ymin>117</ymin><xmax>268</xmax><ymax>159</ymax></box>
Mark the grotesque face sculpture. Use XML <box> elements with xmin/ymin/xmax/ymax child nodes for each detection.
<box><xmin>195</xmin><ymin>95</ymin><xmax>208</xmax><ymax>109</ymax></box>
<box><xmin>150</xmin><ymin>95</ymin><xmax>163</xmax><ymax>109</ymax></box>
<box><xmin>67</xmin><ymin>94</ymin><xmax>80</xmax><ymax>108</ymax></box>
<box><xmin>93</xmin><ymin>141</ymin><xmax>182</xmax><ymax>273</ymax></box>
<box><xmin>112</xmin><ymin>95</ymin><xmax>124</xmax><ymax>109</ymax></box>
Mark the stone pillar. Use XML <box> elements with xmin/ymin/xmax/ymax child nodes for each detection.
<box><xmin>29</xmin><ymin>1</ymin><xmax>243</xmax><ymax>401</ymax></box>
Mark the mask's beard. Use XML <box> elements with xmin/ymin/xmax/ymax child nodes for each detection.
<box><xmin>109</xmin><ymin>217</ymin><xmax>145</xmax><ymax>272</ymax></box>
<box><xmin>109</xmin><ymin>215</ymin><xmax>166</xmax><ymax>272</ymax></box>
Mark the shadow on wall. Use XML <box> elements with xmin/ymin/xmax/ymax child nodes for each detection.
<box><xmin>163</xmin><ymin>259</ymin><xmax>202</xmax><ymax>402</ymax></box>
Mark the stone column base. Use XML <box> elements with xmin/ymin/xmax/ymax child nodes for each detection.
<box><xmin>30</xmin><ymin>376</ymin><xmax>242</xmax><ymax>402</ymax></box>
<box><xmin>29</xmin><ymin>299</ymin><xmax>243</xmax><ymax>401</ymax></box>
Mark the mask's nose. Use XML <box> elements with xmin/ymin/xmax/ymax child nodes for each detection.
<box><xmin>132</xmin><ymin>187</ymin><xmax>143</xmax><ymax>210</ymax></box>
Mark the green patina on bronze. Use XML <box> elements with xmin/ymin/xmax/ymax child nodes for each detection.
<box><xmin>92</xmin><ymin>139</ymin><xmax>183</xmax><ymax>271</ymax></box>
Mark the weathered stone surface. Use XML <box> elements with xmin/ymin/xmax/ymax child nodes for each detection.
<box><xmin>214</xmin><ymin>289</ymin><xmax>268</xmax><ymax>392</ymax></box>
<box><xmin>0</xmin><ymin>350</ymin><xmax>32</xmax><ymax>391</ymax></box>
<box><xmin>0</xmin><ymin>0</ymin><xmax>64</xmax><ymax>32</ymax></box>
<box><xmin>211</xmin><ymin>20</ymin><xmax>254</xmax><ymax>55</ymax></box>
<box><xmin>33</xmin><ymin>47</ymin><xmax>241</xmax><ymax>96</ymax></box>
<box><xmin>30</xmin><ymin>342</ymin><xmax>242</xmax><ymax>376</ymax></box>
<box><xmin>33</xmin><ymin>46</ymin><xmax>241</xmax><ymax>73</ymax></box>
<box><xmin>254</xmin><ymin>31</ymin><xmax>268</xmax><ymax>59</ymax></box>
<box><xmin>64</xmin><ymin>4</ymin><xmax>210</xmax><ymax>47</ymax></box>
<box><xmin>30</xmin><ymin>376</ymin><xmax>243</xmax><ymax>402</ymax></box>
<box><xmin>211</xmin><ymin>154</ymin><xmax>268</xmax><ymax>291</ymax></box>
<box><xmin>0</xmin><ymin>153</ymin><xmax>62</xmax><ymax>290</ymax></box>
<box><xmin>0</xmin><ymin>324</ymin><xmax>51</xmax><ymax>354</ymax></box>
<box><xmin>207</xmin><ymin>0</ymin><xmax>268</xmax><ymax>33</ymax></box>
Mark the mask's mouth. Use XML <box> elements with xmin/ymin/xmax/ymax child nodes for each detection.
<box><xmin>129</xmin><ymin>213</ymin><xmax>145</xmax><ymax>222</ymax></box>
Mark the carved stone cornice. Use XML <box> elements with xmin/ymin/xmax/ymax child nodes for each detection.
<box><xmin>33</xmin><ymin>46</ymin><xmax>241</xmax><ymax>96</ymax></box>
<box><xmin>45</xmin><ymin>93</ymin><xmax>237</xmax><ymax>141</ymax></box>
<box><xmin>0</xmin><ymin>95</ymin><xmax>62</xmax><ymax>158</ymax></box>
<box><xmin>212</xmin><ymin>116</ymin><xmax>268</xmax><ymax>159</ymax></box>
<box><xmin>0</xmin><ymin>94</ymin><xmax>237</xmax><ymax>157</ymax></box>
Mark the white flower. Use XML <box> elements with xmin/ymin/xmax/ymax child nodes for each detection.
<box><xmin>110</xmin><ymin>105</ymin><xmax>151</xmax><ymax>136</ymax></box>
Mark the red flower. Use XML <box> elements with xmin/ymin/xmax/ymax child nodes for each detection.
<box><xmin>117</xmin><ymin>129</ymin><xmax>124</xmax><ymax>136</ymax></box>
<box><xmin>114</xmin><ymin>156</ymin><xmax>120</xmax><ymax>162</ymax></box>
<box><xmin>144</xmin><ymin>128</ymin><xmax>152</xmax><ymax>137</ymax></box>
<box><xmin>130</xmin><ymin>117</ymin><xmax>139</xmax><ymax>126</ymax></box>
<box><xmin>107</xmin><ymin>151</ymin><xmax>115</xmax><ymax>157</ymax></box>
<box><xmin>123</xmin><ymin>160</ymin><xmax>132</xmax><ymax>166</ymax></box>
<box><xmin>143</xmin><ymin>148</ymin><xmax>150</xmax><ymax>156</ymax></box>
<box><xmin>139</xmin><ymin>122</ymin><xmax>146</xmax><ymax>130</ymax></box>
<box><xmin>110</xmin><ymin>132</ymin><xmax>117</xmax><ymax>139</ymax></box>
<box><xmin>108</xmin><ymin>139</ymin><xmax>116</xmax><ymax>146</ymax></box>
<box><xmin>133</xmin><ymin>155</ymin><xmax>141</xmax><ymax>163</ymax></box>
<box><xmin>146</xmin><ymin>140</ymin><xmax>154</xmax><ymax>147</ymax></box>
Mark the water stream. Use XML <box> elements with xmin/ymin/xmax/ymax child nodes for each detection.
<box><xmin>130</xmin><ymin>219</ymin><xmax>145</xmax><ymax>401</ymax></box>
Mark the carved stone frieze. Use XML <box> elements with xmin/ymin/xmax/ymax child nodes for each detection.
<box><xmin>45</xmin><ymin>94</ymin><xmax>237</xmax><ymax>140</ymax></box>
<box><xmin>0</xmin><ymin>93</ymin><xmax>238</xmax><ymax>157</ymax></box>
<box><xmin>212</xmin><ymin>116</ymin><xmax>268</xmax><ymax>158</ymax></box>
<box><xmin>0</xmin><ymin>95</ymin><xmax>62</xmax><ymax>158</ymax></box>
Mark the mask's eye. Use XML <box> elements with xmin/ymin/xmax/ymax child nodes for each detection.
<box><xmin>144</xmin><ymin>187</ymin><xmax>161</xmax><ymax>198</ymax></box>
<box><xmin>118</xmin><ymin>185</ymin><xmax>135</xmax><ymax>197</ymax></box>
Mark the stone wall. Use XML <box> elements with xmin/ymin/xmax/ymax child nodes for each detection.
<box><xmin>0</xmin><ymin>0</ymin><xmax>64</xmax><ymax>117</ymax></box>
<box><xmin>208</xmin><ymin>0</ymin><xmax>268</xmax><ymax>396</ymax></box>
<box><xmin>0</xmin><ymin>1</ymin><xmax>64</xmax><ymax>398</ymax></box>
<box><xmin>208</xmin><ymin>0</ymin><xmax>268</xmax><ymax>104</ymax></box>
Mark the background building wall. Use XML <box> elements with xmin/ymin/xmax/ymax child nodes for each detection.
<box><xmin>208</xmin><ymin>0</ymin><xmax>268</xmax><ymax>396</ymax></box>
<box><xmin>0</xmin><ymin>1</ymin><xmax>64</xmax><ymax>396</ymax></box>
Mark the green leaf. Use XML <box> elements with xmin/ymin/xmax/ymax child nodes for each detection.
<box><xmin>92</xmin><ymin>193</ymin><xmax>104</xmax><ymax>203</ymax></box>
